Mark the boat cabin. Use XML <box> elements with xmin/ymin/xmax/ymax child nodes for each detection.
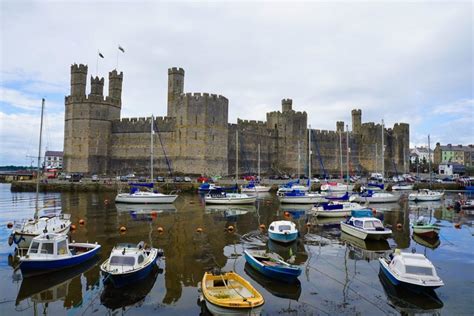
<box><xmin>269</xmin><ymin>221</ymin><xmax>297</xmax><ymax>233</ymax></box>
<box><xmin>389</xmin><ymin>252</ymin><xmax>437</xmax><ymax>278</ymax></box>
<box><xmin>27</xmin><ymin>233</ymin><xmax>70</xmax><ymax>258</ymax></box>
<box><xmin>108</xmin><ymin>242</ymin><xmax>150</xmax><ymax>272</ymax></box>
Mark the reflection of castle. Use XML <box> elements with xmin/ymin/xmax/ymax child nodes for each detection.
<box><xmin>64</xmin><ymin>64</ymin><xmax>409</xmax><ymax>176</ymax></box>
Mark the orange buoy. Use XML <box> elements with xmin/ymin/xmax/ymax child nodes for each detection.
<box><xmin>70</xmin><ymin>224</ymin><xmax>77</xmax><ymax>230</ymax></box>
<box><xmin>284</xmin><ymin>211</ymin><xmax>291</xmax><ymax>218</ymax></box>
<box><xmin>454</xmin><ymin>223</ymin><xmax>461</xmax><ymax>229</ymax></box>
<box><xmin>104</xmin><ymin>199</ymin><xmax>110</xmax><ymax>205</ymax></box>
<box><xmin>79</xmin><ymin>219</ymin><xmax>85</xmax><ymax>225</ymax></box>
<box><xmin>120</xmin><ymin>226</ymin><xmax>127</xmax><ymax>232</ymax></box>
<box><xmin>372</xmin><ymin>208</ymin><xmax>377</xmax><ymax>216</ymax></box>
<box><xmin>157</xmin><ymin>226</ymin><xmax>164</xmax><ymax>234</ymax></box>
<box><xmin>259</xmin><ymin>224</ymin><xmax>266</xmax><ymax>231</ymax></box>
<box><xmin>396</xmin><ymin>223</ymin><xmax>403</xmax><ymax>230</ymax></box>
<box><xmin>306</xmin><ymin>222</ymin><xmax>312</xmax><ymax>228</ymax></box>
<box><xmin>7</xmin><ymin>222</ymin><xmax>13</xmax><ymax>229</ymax></box>
<box><xmin>196</xmin><ymin>227</ymin><xmax>203</xmax><ymax>233</ymax></box>
<box><xmin>227</xmin><ymin>225</ymin><xmax>234</xmax><ymax>232</ymax></box>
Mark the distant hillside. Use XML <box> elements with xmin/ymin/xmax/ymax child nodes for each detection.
<box><xmin>0</xmin><ymin>166</ymin><xmax>31</xmax><ymax>171</ymax></box>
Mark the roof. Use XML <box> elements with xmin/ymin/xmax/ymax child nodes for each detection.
<box><xmin>438</xmin><ymin>145</ymin><xmax>473</xmax><ymax>152</ymax></box>
<box><xmin>45</xmin><ymin>151</ymin><xmax>64</xmax><ymax>157</ymax></box>
<box><xmin>398</xmin><ymin>252</ymin><xmax>433</xmax><ymax>268</ymax></box>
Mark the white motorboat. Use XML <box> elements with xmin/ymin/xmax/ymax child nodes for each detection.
<box><xmin>350</xmin><ymin>190</ymin><xmax>399</xmax><ymax>203</ymax></box>
<box><xmin>340</xmin><ymin>210</ymin><xmax>392</xmax><ymax>240</ymax></box>
<box><xmin>277</xmin><ymin>180</ymin><xmax>310</xmax><ymax>194</ymax></box>
<box><xmin>379</xmin><ymin>250</ymin><xmax>444</xmax><ymax>291</ymax></box>
<box><xmin>204</xmin><ymin>191</ymin><xmax>256</xmax><ymax>205</ymax></box>
<box><xmin>9</xmin><ymin>214</ymin><xmax>72</xmax><ymax>249</ymax></box>
<box><xmin>241</xmin><ymin>182</ymin><xmax>271</xmax><ymax>193</ymax></box>
<box><xmin>278</xmin><ymin>190</ymin><xmax>327</xmax><ymax>204</ymax></box>
<box><xmin>268</xmin><ymin>220</ymin><xmax>299</xmax><ymax>243</ymax></box>
<box><xmin>310</xmin><ymin>201</ymin><xmax>364</xmax><ymax>217</ymax></box>
<box><xmin>115</xmin><ymin>190</ymin><xmax>178</xmax><ymax>204</ymax></box>
<box><xmin>392</xmin><ymin>183</ymin><xmax>414</xmax><ymax>191</ymax></box>
<box><xmin>321</xmin><ymin>182</ymin><xmax>354</xmax><ymax>192</ymax></box>
<box><xmin>408</xmin><ymin>189</ymin><xmax>444</xmax><ymax>202</ymax></box>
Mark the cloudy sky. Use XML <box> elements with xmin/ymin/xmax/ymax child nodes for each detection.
<box><xmin>0</xmin><ymin>1</ymin><xmax>472</xmax><ymax>166</ymax></box>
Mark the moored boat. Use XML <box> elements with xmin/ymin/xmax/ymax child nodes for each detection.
<box><xmin>310</xmin><ymin>201</ymin><xmax>363</xmax><ymax>217</ymax></box>
<box><xmin>201</xmin><ymin>271</ymin><xmax>264</xmax><ymax>315</ymax></box>
<box><xmin>19</xmin><ymin>233</ymin><xmax>101</xmax><ymax>277</ymax></box>
<box><xmin>392</xmin><ymin>183</ymin><xmax>414</xmax><ymax>191</ymax></box>
<box><xmin>379</xmin><ymin>250</ymin><xmax>444</xmax><ymax>292</ymax></box>
<box><xmin>100</xmin><ymin>242</ymin><xmax>160</xmax><ymax>288</ymax></box>
<box><xmin>340</xmin><ymin>210</ymin><xmax>392</xmax><ymax>240</ymax></box>
<box><xmin>321</xmin><ymin>182</ymin><xmax>353</xmax><ymax>192</ymax></box>
<box><xmin>278</xmin><ymin>190</ymin><xmax>327</xmax><ymax>204</ymax></box>
<box><xmin>243</xmin><ymin>249</ymin><xmax>301</xmax><ymax>282</ymax></box>
<box><xmin>115</xmin><ymin>184</ymin><xmax>178</xmax><ymax>204</ymax></box>
<box><xmin>412</xmin><ymin>216</ymin><xmax>440</xmax><ymax>238</ymax></box>
<box><xmin>408</xmin><ymin>189</ymin><xmax>444</xmax><ymax>201</ymax></box>
<box><xmin>204</xmin><ymin>190</ymin><xmax>256</xmax><ymax>205</ymax></box>
<box><xmin>277</xmin><ymin>180</ymin><xmax>309</xmax><ymax>194</ymax></box>
<box><xmin>349</xmin><ymin>190</ymin><xmax>399</xmax><ymax>203</ymax></box>
<box><xmin>268</xmin><ymin>220</ymin><xmax>298</xmax><ymax>243</ymax></box>
<box><xmin>241</xmin><ymin>181</ymin><xmax>271</xmax><ymax>193</ymax></box>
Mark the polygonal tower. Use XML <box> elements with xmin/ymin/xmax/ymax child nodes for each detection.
<box><xmin>351</xmin><ymin>109</ymin><xmax>362</xmax><ymax>134</ymax></box>
<box><xmin>167</xmin><ymin>67</ymin><xmax>184</xmax><ymax>117</ymax></box>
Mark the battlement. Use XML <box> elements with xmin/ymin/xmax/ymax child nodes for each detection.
<box><xmin>71</xmin><ymin>63</ymin><xmax>87</xmax><ymax>73</ymax></box>
<box><xmin>282</xmin><ymin>98</ymin><xmax>293</xmax><ymax>111</ymax></box>
<box><xmin>313</xmin><ymin>129</ymin><xmax>340</xmax><ymax>140</ymax></box>
<box><xmin>168</xmin><ymin>67</ymin><xmax>185</xmax><ymax>75</ymax></box>
<box><xmin>90</xmin><ymin>76</ymin><xmax>105</xmax><ymax>85</ymax></box>
<box><xmin>112</xmin><ymin>116</ymin><xmax>176</xmax><ymax>133</ymax></box>
<box><xmin>65</xmin><ymin>94</ymin><xmax>121</xmax><ymax>106</ymax></box>
<box><xmin>351</xmin><ymin>109</ymin><xmax>362</xmax><ymax>115</ymax></box>
<box><xmin>109</xmin><ymin>69</ymin><xmax>123</xmax><ymax>79</ymax></box>
<box><xmin>179</xmin><ymin>92</ymin><xmax>228</xmax><ymax>102</ymax></box>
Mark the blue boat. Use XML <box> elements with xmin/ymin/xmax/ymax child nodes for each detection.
<box><xmin>19</xmin><ymin>233</ymin><xmax>101</xmax><ymax>277</ymax></box>
<box><xmin>324</xmin><ymin>191</ymin><xmax>350</xmax><ymax>201</ymax></box>
<box><xmin>100</xmin><ymin>242</ymin><xmax>162</xmax><ymax>288</ymax></box>
<box><xmin>244</xmin><ymin>250</ymin><xmax>301</xmax><ymax>282</ymax></box>
<box><xmin>268</xmin><ymin>220</ymin><xmax>298</xmax><ymax>243</ymax></box>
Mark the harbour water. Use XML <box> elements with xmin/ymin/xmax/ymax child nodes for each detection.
<box><xmin>0</xmin><ymin>183</ymin><xmax>472</xmax><ymax>315</ymax></box>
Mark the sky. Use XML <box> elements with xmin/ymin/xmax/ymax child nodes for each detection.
<box><xmin>0</xmin><ymin>0</ymin><xmax>472</xmax><ymax>166</ymax></box>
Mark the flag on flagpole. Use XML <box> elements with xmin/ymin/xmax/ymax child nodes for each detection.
<box><xmin>118</xmin><ymin>45</ymin><xmax>125</xmax><ymax>53</ymax></box>
<box><xmin>98</xmin><ymin>52</ymin><xmax>104</xmax><ymax>58</ymax></box>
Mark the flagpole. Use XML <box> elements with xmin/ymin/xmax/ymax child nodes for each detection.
<box><xmin>96</xmin><ymin>50</ymin><xmax>99</xmax><ymax>76</ymax></box>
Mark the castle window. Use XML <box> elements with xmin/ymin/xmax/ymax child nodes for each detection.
<box><xmin>195</xmin><ymin>115</ymin><xmax>197</xmax><ymax>125</ymax></box>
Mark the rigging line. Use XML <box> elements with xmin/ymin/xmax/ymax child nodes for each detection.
<box><xmin>152</xmin><ymin>119</ymin><xmax>173</xmax><ymax>177</ymax></box>
<box><xmin>306</xmin><ymin>264</ymin><xmax>391</xmax><ymax>315</ymax></box>
<box><xmin>312</xmin><ymin>130</ymin><xmax>327</xmax><ymax>178</ymax></box>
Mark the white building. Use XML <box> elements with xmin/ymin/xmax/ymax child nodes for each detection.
<box><xmin>44</xmin><ymin>151</ymin><xmax>63</xmax><ymax>169</ymax></box>
<box><xmin>438</xmin><ymin>162</ymin><xmax>465</xmax><ymax>176</ymax></box>
<box><xmin>410</xmin><ymin>147</ymin><xmax>433</xmax><ymax>164</ymax></box>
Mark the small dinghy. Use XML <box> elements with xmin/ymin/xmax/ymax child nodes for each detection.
<box><xmin>19</xmin><ymin>233</ymin><xmax>101</xmax><ymax>277</ymax></box>
<box><xmin>379</xmin><ymin>250</ymin><xmax>444</xmax><ymax>292</ymax></box>
<box><xmin>310</xmin><ymin>201</ymin><xmax>363</xmax><ymax>217</ymax></box>
<box><xmin>100</xmin><ymin>242</ymin><xmax>161</xmax><ymax>287</ymax></box>
<box><xmin>201</xmin><ymin>271</ymin><xmax>264</xmax><ymax>315</ymax></box>
<box><xmin>412</xmin><ymin>216</ymin><xmax>440</xmax><ymax>238</ymax></box>
<box><xmin>340</xmin><ymin>210</ymin><xmax>392</xmax><ymax>240</ymax></box>
<box><xmin>268</xmin><ymin>220</ymin><xmax>298</xmax><ymax>243</ymax></box>
<box><xmin>408</xmin><ymin>189</ymin><xmax>444</xmax><ymax>202</ymax></box>
<box><xmin>244</xmin><ymin>250</ymin><xmax>301</xmax><ymax>282</ymax></box>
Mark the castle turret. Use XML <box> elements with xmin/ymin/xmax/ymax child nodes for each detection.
<box><xmin>351</xmin><ymin>109</ymin><xmax>362</xmax><ymax>133</ymax></box>
<box><xmin>336</xmin><ymin>121</ymin><xmax>344</xmax><ymax>132</ymax></box>
<box><xmin>167</xmin><ymin>67</ymin><xmax>185</xmax><ymax>117</ymax></box>
<box><xmin>282</xmin><ymin>99</ymin><xmax>293</xmax><ymax>112</ymax></box>
<box><xmin>108</xmin><ymin>69</ymin><xmax>123</xmax><ymax>102</ymax></box>
<box><xmin>70</xmin><ymin>64</ymin><xmax>87</xmax><ymax>97</ymax></box>
<box><xmin>90</xmin><ymin>76</ymin><xmax>104</xmax><ymax>96</ymax></box>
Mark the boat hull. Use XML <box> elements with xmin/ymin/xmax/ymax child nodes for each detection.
<box><xmin>340</xmin><ymin>222</ymin><xmax>391</xmax><ymax>240</ymax></box>
<box><xmin>313</xmin><ymin>210</ymin><xmax>352</xmax><ymax>217</ymax></box>
<box><xmin>20</xmin><ymin>243</ymin><xmax>101</xmax><ymax>277</ymax></box>
<box><xmin>115</xmin><ymin>194</ymin><xmax>178</xmax><ymax>204</ymax></box>
<box><xmin>408</xmin><ymin>195</ymin><xmax>443</xmax><ymax>201</ymax></box>
<box><xmin>268</xmin><ymin>231</ymin><xmax>298</xmax><ymax>243</ymax></box>
<box><xmin>351</xmin><ymin>195</ymin><xmax>399</xmax><ymax>203</ymax></box>
<box><xmin>204</xmin><ymin>299</ymin><xmax>263</xmax><ymax>316</ymax></box>
<box><xmin>413</xmin><ymin>225</ymin><xmax>440</xmax><ymax>238</ymax></box>
<box><xmin>243</xmin><ymin>251</ymin><xmax>301</xmax><ymax>282</ymax></box>
<box><xmin>379</xmin><ymin>259</ymin><xmax>442</xmax><ymax>292</ymax></box>
<box><xmin>205</xmin><ymin>197</ymin><xmax>256</xmax><ymax>205</ymax></box>
<box><xmin>278</xmin><ymin>195</ymin><xmax>327</xmax><ymax>204</ymax></box>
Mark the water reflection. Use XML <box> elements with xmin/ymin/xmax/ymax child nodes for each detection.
<box><xmin>412</xmin><ymin>234</ymin><xmax>441</xmax><ymax>249</ymax></box>
<box><xmin>116</xmin><ymin>203</ymin><xmax>177</xmax><ymax>214</ymax></box>
<box><xmin>341</xmin><ymin>232</ymin><xmax>391</xmax><ymax>261</ymax></box>
<box><xmin>100</xmin><ymin>264</ymin><xmax>162</xmax><ymax>310</ymax></box>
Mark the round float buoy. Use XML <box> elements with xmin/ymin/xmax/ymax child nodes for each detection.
<box><xmin>70</xmin><ymin>224</ymin><xmax>77</xmax><ymax>231</ymax></box>
<box><xmin>227</xmin><ymin>225</ymin><xmax>234</xmax><ymax>232</ymax></box>
<box><xmin>196</xmin><ymin>227</ymin><xmax>203</xmax><ymax>233</ymax></box>
<box><xmin>372</xmin><ymin>208</ymin><xmax>377</xmax><ymax>216</ymax></box>
<box><xmin>306</xmin><ymin>222</ymin><xmax>312</xmax><ymax>228</ymax></box>
<box><xmin>120</xmin><ymin>226</ymin><xmax>127</xmax><ymax>232</ymax></box>
<box><xmin>284</xmin><ymin>211</ymin><xmax>290</xmax><ymax>218</ymax></box>
<box><xmin>104</xmin><ymin>199</ymin><xmax>109</xmax><ymax>205</ymax></box>
<box><xmin>157</xmin><ymin>226</ymin><xmax>164</xmax><ymax>234</ymax></box>
<box><xmin>7</xmin><ymin>222</ymin><xmax>13</xmax><ymax>229</ymax></box>
<box><xmin>447</xmin><ymin>206</ymin><xmax>452</xmax><ymax>210</ymax></box>
<box><xmin>396</xmin><ymin>223</ymin><xmax>403</xmax><ymax>230</ymax></box>
<box><xmin>454</xmin><ymin>223</ymin><xmax>461</xmax><ymax>229</ymax></box>
<box><xmin>79</xmin><ymin>219</ymin><xmax>85</xmax><ymax>225</ymax></box>
<box><xmin>259</xmin><ymin>224</ymin><xmax>266</xmax><ymax>231</ymax></box>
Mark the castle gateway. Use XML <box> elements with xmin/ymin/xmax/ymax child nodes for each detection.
<box><xmin>63</xmin><ymin>64</ymin><xmax>409</xmax><ymax>177</ymax></box>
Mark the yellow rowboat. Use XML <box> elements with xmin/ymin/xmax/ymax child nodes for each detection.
<box><xmin>201</xmin><ymin>271</ymin><xmax>264</xmax><ymax>315</ymax></box>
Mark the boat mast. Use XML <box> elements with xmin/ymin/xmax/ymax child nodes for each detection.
<box><xmin>257</xmin><ymin>143</ymin><xmax>261</xmax><ymax>180</ymax></box>
<box><xmin>339</xmin><ymin>131</ymin><xmax>343</xmax><ymax>180</ymax></box>
<box><xmin>381</xmin><ymin>119</ymin><xmax>385</xmax><ymax>183</ymax></box>
<box><xmin>150</xmin><ymin>115</ymin><xmax>154</xmax><ymax>181</ymax></box>
<box><xmin>375</xmin><ymin>143</ymin><xmax>378</xmax><ymax>175</ymax></box>
<box><xmin>236</xmin><ymin>129</ymin><xmax>238</xmax><ymax>182</ymax></box>
<box><xmin>346</xmin><ymin>124</ymin><xmax>350</xmax><ymax>187</ymax></box>
<box><xmin>428</xmin><ymin>134</ymin><xmax>432</xmax><ymax>188</ymax></box>
<box><xmin>308</xmin><ymin>125</ymin><xmax>312</xmax><ymax>179</ymax></box>
<box><xmin>297</xmin><ymin>140</ymin><xmax>300</xmax><ymax>178</ymax></box>
<box><xmin>35</xmin><ymin>98</ymin><xmax>45</xmax><ymax>217</ymax></box>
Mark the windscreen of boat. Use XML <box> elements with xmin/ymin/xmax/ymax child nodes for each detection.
<box><xmin>405</xmin><ymin>265</ymin><xmax>434</xmax><ymax>276</ymax></box>
<box><xmin>110</xmin><ymin>256</ymin><xmax>135</xmax><ymax>266</ymax></box>
<box><xmin>29</xmin><ymin>241</ymin><xmax>40</xmax><ymax>254</ymax></box>
<box><xmin>279</xmin><ymin>225</ymin><xmax>292</xmax><ymax>231</ymax></box>
<box><xmin>364</xmin><ymin>220</ymin><xmax>384</xmax><ymax>229</ymax></box>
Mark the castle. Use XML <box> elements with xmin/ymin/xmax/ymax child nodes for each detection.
<box><xmin>64</xmin><ymin>64</ymin><xmax>410</xmax><ymax>177</ymax></box>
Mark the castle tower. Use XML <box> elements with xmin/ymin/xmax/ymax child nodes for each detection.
<box><xmin>167</xmin><ymin>67</ymin><xmax>185</xmax><ymax>117</ymax></box>
<box><xmin>351</xmin><ymin>109</ymin><xmax>362</xmax><ymax>134</ymax></box>
<box><xmin>282</xmin><ymin>99</ymin><xmax>293</xmax><ymax>111</ymax></box>
<box><xmin>108</xmin><ymin>70</ymin><xmax>123</xmax><ymax>103</ymax></box>
<box><xmin>70</xmin><ymin>64</ymin><xmax>87</xmax><ymax>96</ymax></box>
<box><xmin>336</xmin><ymin>121</ymin><xmax>344</xmax><ymax>132</ymax></box>
<box><xmin>90</xmin><ymin>76</ymin><xmax>104</xmax><ymax>96</ymax></box>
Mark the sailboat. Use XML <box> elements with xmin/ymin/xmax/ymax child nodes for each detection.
<box><xmin>9</xmin><ymin>99</ymin><xmax>71</xmax><ymax>249</ymax></box>
<box><xmin>240</xmin><ymin>143</ymin><xmax>271</xmax><ymax>193</ymax></box>
<box><xmin>115</xmin><ymin>115</ymin><xmax>178</xmax><ymax>204</ymax></box>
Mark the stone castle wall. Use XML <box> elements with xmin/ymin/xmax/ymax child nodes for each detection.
<box><xmin>63</xmin><ymin>64</ymin><xmax>410</xmax><ymax>177</ymax></box>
